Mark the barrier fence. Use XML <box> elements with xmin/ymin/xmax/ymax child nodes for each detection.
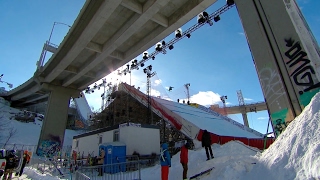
<box><xmin>75</xmin><ymin>160</ymin><xmax>143</xmax><ymax>180</ymax></box>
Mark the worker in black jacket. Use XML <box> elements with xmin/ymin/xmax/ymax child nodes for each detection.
<box><xmin>201</xmin><ymin>130</ymin><xmax>214</xmax><ymax>161</ymax></box>
<box><xmin>2</xmin><ymin>150</ymin><xmax>18</xmax><ymax>180</ymax></box>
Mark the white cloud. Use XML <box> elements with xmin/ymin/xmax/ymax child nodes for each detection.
<box><xmin>151</xmin><ymin>88</ymin><xmax>161</xmax><ymax>97</ymax></box>
<box><xmin>238</xmin><ymin>32</ymin><xmax>245</xmax><ymax>36</ymax></box>
<box><xmin>154</xmin><ymin>79</ymin><xmax>162</xmax><ymax>86</ymax></box>
<box><xmin>189</xmin><ymin>91</ymin><xmax>221</xmax><ymax>106</ymax></box>
<box><xmin>244</xmin><ymin>98</ymin><xmax>253</xmax><ymax>101</ymax></box>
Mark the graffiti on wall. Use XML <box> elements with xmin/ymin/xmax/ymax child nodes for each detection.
<box><xmin>37</xmin><ymin>134</ymin><xmax>62</xmax><ymax>157</ymax></box>
<box><xmin>284</xmin><ymin>38</ymin><xmax>320</xmax><ymax>107</ymax></box>
<box><xmin>259</xmin><ymin>67</ymin><xmax>286</xmax><ymax>108</ymax></box>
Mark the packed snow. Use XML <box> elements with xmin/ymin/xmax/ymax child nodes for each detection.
<box><xmin>1</xmin><ymin>92</ymin><xmax>320</xmax><ymax>179</ymax></box>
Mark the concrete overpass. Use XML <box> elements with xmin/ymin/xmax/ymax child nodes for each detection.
<box><xmin>210</xmin><ymin>102</ymin><xmax>268</xmax><ymax>127</ymax></box>
<box><xmin>6</xmin><ymin>0</ymin><xmax>220</xmax><ymax>156</ymax></box>
<box><xmin>5</xmin><ymin>0</ymin><xmax>319</xmax><ymax>155</ymax></box>
<box><xmin>8</xmin><ymin>0</ymin><xmax>218</xmax><ymax>107</ymax></box>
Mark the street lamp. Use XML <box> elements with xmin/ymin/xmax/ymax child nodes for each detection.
<box><xmin>38</xmin><ymin>22</ymin><xmax>71</xmax><ymax>69</ymax></box>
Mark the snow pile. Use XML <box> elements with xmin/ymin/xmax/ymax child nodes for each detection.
<box><xmin>245</xmin><ymin>92</ymin><xmax>320</xmax><ymax>180</ymax></box>
<box><xmin>0</xmin><ymin>104</ymin><xmax>80</xmax><ymax>146</ymax></box>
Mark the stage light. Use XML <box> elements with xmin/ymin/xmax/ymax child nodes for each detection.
<box><xmin>175</xmin><ymin>28</ymin><xmax>182</xmax><ymax>38</ymax></box>
<box><xmin>141</xmin><ymin>63</ymin><xmax>144</xmax><ymax>67</ymax></box>
<box><xmin>143</xmin><ymin>51</ymin><xmax>149</xmax><ymax>60</ymax></box>
<box><xmin>155</xmin><ymin>42</ymin><xmax>162</xmax><ymax>51</ymax></box>
<box><xmin>152</xmin><ymin>56</ymin><xmax>155</xmax><ymax>60</ymax></box>
<box><xmin>214</xmin><ymin>15</ymin><xmax>220</xmax><ymax>22</ymax></box>
<box><xmin>143</xmin><ymin>68</ymin><xmax>148</xmax><ymax>74</ymax></box>
<box><xmin>186</xmin><ymin>34</ymin><xmax>191</xmax><ymax>38</ymax></box>
<box><xmin>169</xmin><ymin>45</ymin><xmax>174</xmax><ymax>50</ymax></box>
<box><xmin>227</xmin><ymin>0</ymin><xmax>234</xmax><ymax>6</ymax></box>
<box><xmin>162</xmin><ymin>40</ymin><xmax>166</xmax><ymax>46</ymax></box>
<box><xmin>148</xmin><ymin>65</ymin><xmax>152</xmax><ymax>71</ymax></box>
<box><xmin>197</xmin><ymin>11</ymin><xmax>209</xmax><ymax>24</ymax></box>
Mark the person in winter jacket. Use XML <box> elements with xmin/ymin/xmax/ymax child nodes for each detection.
<box><xmin>2</xmin><ymin>150</ymin><xmax>18</xmax><ymax>180</ymax></box>
<box><xmin>97</xmin><ymin>148</ymin><xmax>105</xmax><ymax>176</ymax></box>
<box><xmin>202</xmin><ymin>130</ymin><xmax>214</xmax><ymax>160</ymax></box>
<box><xmin>180</xmin><ymin>142</ymin><xmax>189</xmax><ymax>180</ymax></box>
<box><xmin>160</xmin><ymin>143</ymin><xmax>171</xmax><ymax>180</ymax></box>
<box><xmin>17</xmin><ymin>150</ymin><xmax>30</xmax><ymax>177</ymax></box>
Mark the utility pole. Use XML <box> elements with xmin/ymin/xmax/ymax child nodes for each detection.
<box><xmin>184</xmin><ymin>83</ymin><xmax>191</xmax><ymax>104</ymax></box>
<box><xmin>143</xmin><ymin>65</ymin><xmax>156</xmax><ymax>124</ymax></box>
<box><xmin>237</xmin><ymin>90</ymin><xmax>249</xmax><ymax>127</ymax></box>
<box><xmin>0</xmin><ymin>74</ymin><xmax>13</xmax><ymax>89</ymax></box>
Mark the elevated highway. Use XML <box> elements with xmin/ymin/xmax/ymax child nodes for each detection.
<box><xmin>7</xmin><ymin>0</ymin><xmax>218</xmax><ymax>107</ymax></box>
<box><xmin>5</xmin><ymin>0</ymin><xmax>220</xmax><ymax>156</ymax></box>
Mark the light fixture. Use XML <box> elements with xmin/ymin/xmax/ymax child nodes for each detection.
<box><xmin>152</xmin><ymin>56</ymin><xmax>155</xmax><ymax>60</ymax></box>
<box><xmin>186</xmin><ymin>34</ymin><xmax>191</xmax><ymax>38</ymax></box>
<box><xmin>169</xmin><ymin>45</ymin><xmax>174</xmax><ymax>50</ymax></box>
<box><xmin>214</xmin><ymin>15</ymin><xmax>220</xmax><ymax>22</ymax></box>
<box><xmin>162</xmin><ymin>41</ymin><xmax>166</xmax><ymax>46</ymax></box>
<box><xmin>148</xmin><ymin>65</ymin><xmax>152</xmax><ymax>71</ymax></box>
<box><xmin>197</xmin><ymin>12</ymin><xmax>206</xmax><ymax>24</ymax></box>
<box><xmin>141</xmin><ymin>63</ymin><xmax>144</xmax><ymax>67</ymax></box>
<box><xmin>143</xmin><ymin>51</ymin><xmax>149</xmax><ymax>60</ymax></box>
<box><xmin>155</xmin><ymin>42</ymin><xmax>162</xmax><ymax>51</ymax></box>
<box><xmin>227</xmin><ymin>0</ymin><xmax>235</xmax><ymax>6</ymax></box>
<box><xmin>175</xmin><ymin>28</ymin><xmax>182</xmax><ymax>38</ymax></box>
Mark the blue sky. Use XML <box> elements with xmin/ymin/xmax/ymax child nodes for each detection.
<box><xmin>0</xmin><ymin>0</ymin><xmax>319</xmax><ymax>134</ymax></box>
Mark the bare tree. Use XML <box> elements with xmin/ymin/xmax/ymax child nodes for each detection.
<box><xmin>3</xmin><ymin>127</ymin><xmax>17</xmax><ymax>147</ymax></box>
<box><xmin>0</xmin><ymin>105</ymin><xmax>18</xmax><ymax>148</ymax></box>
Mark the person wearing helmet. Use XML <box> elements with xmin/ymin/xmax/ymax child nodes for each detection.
<box><xmin>2</xmin><ymin>150</ymin><xmax>18</xmax><ymax>180</ymax></box>
<box><xmin>17</xmin><ymin>150</ymin><xmax>30</xmax><ymax>177</ymax></box>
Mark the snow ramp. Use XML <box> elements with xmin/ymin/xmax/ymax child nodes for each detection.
<box><xmin>118</xmin><ymin>83</ymin><xmax>264</xmax><ymax>142</ymax></box>
<box><xmin>73</xmin><ymin>93</ymin><xmax>92</xmax><ymax>121</ymax></box>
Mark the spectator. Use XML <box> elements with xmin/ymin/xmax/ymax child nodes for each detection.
<box><xmin>2</xmin><ymin>150</ymin><xmax>18</xmax><ymax>180</ymax></box>
<box><xmin>17</xmin><ymin>150</ymin><xmax>30</xmax><ymax>177</ymax></box>
<box><xmin>180</xmin><ymin>142</ymin><xmax>190</xmax><ymax>180</ymax></box>
<box><xmin>202</xmin><ymin>130</ymin><xmax>214</xmax><ymax>160</ymax></box>
<box><xmin>97</xmin><ymin>148</ymin><xmax>105</xmax><ymax>176</ymax></box>
<box><xmin>160</xmin><ymin>143</ymin><xmax>171</xmax><ymax>180</ymax></box>
<box><xmin>19</xmin><ymin>150</ymin><xmax>30</xmax><ymax>177</ymax></box>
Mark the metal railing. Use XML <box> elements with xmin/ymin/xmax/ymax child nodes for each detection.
<box><xmin>75</xmin><ymin>159</ymin><xmax>153</xmax><ymax>180</ymax></box>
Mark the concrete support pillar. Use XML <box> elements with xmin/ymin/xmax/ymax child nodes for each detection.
<box><xmin>37</xmin><ymin>83</ymin><xmax>80</xmax><ymax>157</ymax></box>
<box><xmin>241</xmin><ymin>113</ymin><xmax>249</xmax><ymax>128</ymax></box>
<box><xmin>235</xmin><ymin>0</ymin><xmax>320</xmax><ymax>137</ymax></box>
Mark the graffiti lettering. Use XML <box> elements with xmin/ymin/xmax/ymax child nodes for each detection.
<box><xmin>284</xmin><ymin>39</ymin><xmax>320</xmax><ymax>94</ymax></box>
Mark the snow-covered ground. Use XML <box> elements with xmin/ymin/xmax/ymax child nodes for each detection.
<box><xmin>1</xmin><ymin>92</ymin><xmax>320</xmax><ymax>179</ymax></box>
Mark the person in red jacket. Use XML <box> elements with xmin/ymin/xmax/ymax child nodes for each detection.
<box><xmin>180</xmin><ymin>142</ymin><xmax>190</xmax><ymax>180</ymax></box>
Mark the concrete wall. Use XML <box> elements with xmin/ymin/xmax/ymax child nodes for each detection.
<box><xmin>235</xmin><ymin>0</ymin><xmax>320</xmax><ymax>137</ymax></box>
<box><xmin>119</xmin><ymin>125</ymin><xmax>160</xmax><ymax>155</ymax></box>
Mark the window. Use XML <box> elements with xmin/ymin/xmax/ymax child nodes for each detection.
<box><xmin>99</xmin><ymin>136</ymin><xmax>102</xmax><ymax>144</ymax></box>
<box><xmin>113</xmin><ymin>130</ymin><xmax>119</xmax><ymax>142</ymax></box>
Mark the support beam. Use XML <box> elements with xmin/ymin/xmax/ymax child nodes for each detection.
<box><xmin>45</xmin><ymin>0</ymin><xmax>122</xmax><ymax>82</ymax></box>
<box><xmin>63</xmin><ymin>0</ymin><xmax>171</xmax><ymax>87</ymax></box>
<box><xmin>235</xmin><ymin>0</ymin><xmax>320</xmax><ymax>136</ymax></box>
<box><xmin>36</xmin><ymin>85</ymin><xmax>79</xmax><ymax>156</ymax></box>
<box><xmin>121</xmin><ymin>0</ymin><xmax>169</xmax><ymax>27</ymax></box>
<box><xmin>124</xmin><ymin>0</ymin><xmax>218</xmax><ymax>62</ymax></box>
